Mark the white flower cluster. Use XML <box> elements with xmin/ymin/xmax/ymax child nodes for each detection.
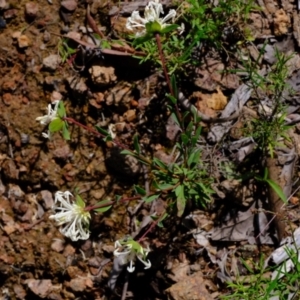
<box><xmin>36</xmin><ymin>100</ymin><xmax>59</xmax><ymax>139</ymax></box>
<box><xmin>49</xmin><ymin>191</ymin><xmax>91</xmax><ymax>242</ymax></box>
<box><xmin>114</xmin><ymin>238</ymin><xmax>151</xmax><ymax>272</ymax></box>
<box><xmin>266</xmin><ymin>227</ymin><xmax>300</xmax><ymax>280</ymax></box>
<box><xmin>126</xmin><ymin>0</ymin><xmax>176</xmax><ymax>37</ymax></box>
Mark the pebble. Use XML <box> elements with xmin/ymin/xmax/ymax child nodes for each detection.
<box><xmin>13</xmin><ymin>284</ymin><xmax>27</xmax><ymax>299</ymax></box>
<box><xmin>25</xmin><ymin>2</ymin><xmax>39</xmax><ymax>18</ymax></box>
<box><xmin>0</xmin><ymin>0</ymin><xmax>7</xmax><ymax>9</ymax></box>
<box><xmin>51</xmin><ymin>239</ymin><xmax>65</xmax><ymax>252</ymax></box>
<box><xmin>26</xmin><ymin>279</ymin><xmax>53</xmax><ymax>298</ymax></box>
<box><xmin>69</xmin><ymin>278</ymin><xmax>93</xmax><ymax>292</ymax></box>
<box><xmin>124</xmin><ymin>109</ymin><xmax>136</xmax><ymax>122</ymax></box>
<box><xmin>39</xmin><ymin>190</ymin><xmax>54</xmax><ymax>209</ymax></box>
<box><xmin>89</xmin><ymin>66</ymin><xmax>117</xmax><ymax>85</ymax></box>
<box><xmin>61</xmin><ymin>0</ymin><xmax>77</xmax><ymax>12</ymax></box>
<box><xmin>43</xmin><ymin>54</ymin><xmax>62</xmax><ymax>71</ymax></box>
<box><xmin>17</xmin><ymin>35</ymin><xmax>30</xmax><ymax>48</ymax></box>
<box><xmin>51</xmin><ymin>91</ymin><xmax>63</xmax><ymax>102</ymax></box>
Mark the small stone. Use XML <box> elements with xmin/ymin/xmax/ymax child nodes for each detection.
<box><xmin>63</xmin><ymin>244</ymin><xmax>76</xmax><ymax>257</ymax></box>
<box><xmin>25</xmin><ymin>2</ymin><xmax>39</xmax><ymax>18</ymax></box>
<box><xmin>51</xmin><ymin>239</ymin><xmax>65</xmax><ymax>252</ymax></box>
<box><xmin>12</xmin><ymin>31</ymin><xmax>21</xmax><ymax>39</ymax></box>
<box><xmin>0</xmin><ymin>0</ymin><xmax>8</xmax><ymax>9</ymax></box>
<box><xmin>89</xmin><ymin>66</ymin><xmax>117</xmax><ymax>85</ymax></box>
<box><xmin>13</xmin><ymin>284</ymin><xmax>27</xmax><ymax>299</ymax></box>
<box><xmin>17</xmin><ymin>35</ymin><xmax>30</xmax><ymax>48</ymax></box>
<box><xmin>39</xmin><ymin>190</ymin><xmax>54</xmax><ymax>209</ymax></box>
<box><xmin>43</xmin><ymin>54</ymin><xmax>62</xmax><ymax>71</ymax></box>
<box><xmin>69</xmin><ymin>278</ymin><xmax>86</xmax><ymax>292</ymax></box>
<box><xmin>124</xmin><ymin>109</ymin><xmax>136</xmax><ymax>122</ymax></box>
<box><xmin>66</xmin><ymin>31</ymin><xmax>81</xmax><ymax>40</ymax></box>
<box><xmin>2</xmin><ymin>159</ymin><xmax>19</xmax><ymax>180</ymax></box>
<box><xmin>26</xmin><ymin>279</ymin><xmax>53</xmax><ymax>298</ymax></box>
<box><xmin>51</xmin><ymin>91</ymin><xmax>62</xmax><ymax>102</ymax></box>
<box><xmin>61</xmin><ymin>0</ymin><xmax>77</xmax><ymax>11</ymax></box>
<box><xmin>4</xmin><ymin>9</ymin><xmax>17</xmax><ymax>19</ymax></box>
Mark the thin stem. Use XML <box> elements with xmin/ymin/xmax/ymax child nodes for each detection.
<box><xmin>155</xmin><ymin>33</ymin><xmax>173</xmax><ymax>95</ymax></box>
<box><xmin>155</xmin><ymin>33</ymin><xmax>182</xmax><ymax>123</ymax></box>
<box><xmin>63</xmin><ymin>116</ymin><xmax>129</xmax><ymax>150</ymax></box>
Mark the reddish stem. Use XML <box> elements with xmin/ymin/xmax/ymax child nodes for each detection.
<box><xmin>155</xmin><ymin>34</ymin><xmax>181</xmax><ymax>122</ymax></box>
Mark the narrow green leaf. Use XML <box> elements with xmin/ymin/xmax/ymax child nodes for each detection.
<box><xmin>160</xmin><ymin>24</ymin><xmax>179</xmax><ymax>34</ymax></box>
<box><xmin>94</xmin><ymin>205</ymin><xmax>112</xmax><ymax>213</ymax></box>
<box><xmin>94</xmin><ymin>199</ymin><xmax>112</xmax><ymax>213</ymax></box>
<box><xmin>76</xmin><ymin>194</ymin><xmax>85</xmax><ymax>208</ymax></box>
<box><xmin>143</xmin><ymin>193</ymin><xmax>160</xmax><ymax>203</ymax></box>
<box><xmin>133</xmin><ymin>34</ymin><xmax>153</xmax><ymax>46</ymax></box>
<box><xmin>57</xmin><ymin>101</ymin><xmax>66</xmax><ymax>118</ymax></box>
<box><xmin>180</xmin><ymin>133</ymin><xmax>189</xmax><ymax>145</ymax></box>
<box><xmin>265</xmin><ymin>179</ymin><xmax>287</xmax><ymax>204</ymax></box>
<box><xmin>153</xmin><ymin>158</ymin><xmax>168</xmax><ymax>169</ymax></box>
<box><xmin>168</xmin><ymin>94</ymin><xmax>177</xmax><ymax>105</ymax></box>
<box><xmin>62</xmin><ymin>122</ymin><xmax>70</xmax><ymax>140</ymax></box>
<box><xmin>175</xmin><ymin>185</ymin><xmax>185</xmax><ymax>217</ymax></box>
<box><xmin>134</xmin><ymin>185</ymin><xmax>146</xmax><ymax>196</ymax></box>
<box><xmin>121</xmin><ymin>149</ymin><xmax>135</xmax><ymax>156</ymax></box>
<box><xmin>95</xmin><ymin>125</ymin><xmax>109</xmax><ymax>136</ymax></box>
<box><xmin>187</xmin><ymin>149</ymin><xmax>201</xmax><ymax>168</ymax></box>
<box><xmin>133</xmin><ymin>134</ymin><xmax>141</xmax><ymax>154</ymax></box>
<box><xmin>157</xmin><ymin>183</ymin><xmax>174</xmax><ymax>190</ymax></box>
<box><xmin>49</xmin><ymin>118</ymin><xmax>63</xmax><ymax>132</ymax></box>
<box><xmin>171</xmin><ymin>112</ymin><xmax>180</xmax><ymax>127</ymax></box>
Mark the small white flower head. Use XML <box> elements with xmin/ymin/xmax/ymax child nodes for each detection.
<box><xmin>36</xmin><ymin>100</ymin><xmax>60</xmax><ymax>125</ymax></box>
<box><xmin>126</xmin><ymin>0</ymin><xmax>177</xmax><ymax>37</ymax></box>
<box><xmin>49</xmin><ymin>191</ymin><xmax>91</xmax><ymax>242</ymax></box>
<box><xmin>108</xmin><ymin>124</ymin><xmax>117</xmax><ymax>139</ymax></box>
<box><xmin>36</xmin><ymin>100</ymin><xmax>60</xmax><ymax>139</ymax></box>
<box><xmin>114</xmin><ymin>237</ymin><xmax>151</xmax><ymax>272</ymax></box>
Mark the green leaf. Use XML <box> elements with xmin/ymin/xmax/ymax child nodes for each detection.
<box><xmin>180</xmin><ymin>133</ymin><xmax>189</xmax><ymax>145</ymax></box>
<box><xmin>187</xmin><ymin>149</ymin><xmax>201</xmax><ymax>168</ymax></box>
<box><xmin>57</xmin><ymin>101</ymin><xmax>66</xmax><ymax>118</ymax></box>
<box><xmin>94</xmin><ymin>200</ymin><xmax>112</xmax><ymax>213</ymax></box>
<box><xmin>265</xmin><ymin>179</ymin><xmax>287</xmax><ymax>204</ymax></box>
<box><xmin>157</xmin><ymin>183</ymin><xmax>174</xmax><ymax>190</ymax></box>
<box><xmin>153</xmin><ymin>157</ymin><xmax>168</xmax><ymax>170</ymax></box>
<box><xmin>133</xmin><ymin>134</ymin><xmax>141</xmax><ymax>154</ymax></box>
<box><xmin>145</xmin><ymin>21</ymin><xmax>162</xmax><ymax>34</ymax></box>
<box><xmin>94</xmin><ymin>205</ymin><xmax>112</xmax><ymax>213</ymax></box>
<box><xmin>133</xmin><ymin>34</ymin><xmax>153</xmax><ymax>46</ymax></box>
<box><xmin>134</xmin><ymin>185</ymin><xmax>146</xmax><ymax>196</ymax></box>
<box><xmin>167</xmin><ymin>94</ymin><xmax>177</xmax><ymax>105</ymax></box>
<box><xmin>62</xmin><ymin>122</ymin><xmax>70</xmax><ymax>140</ymax></box>
<box><xmin>143</xmin><ymin>193</ymin><xmax>160</xmax><ymax>203</ymax></box>
<box><xmin>95</xmin><ymin>126</ymin><xmax>109</xmax><ymax>136</ymax></box>
<box><xmin>121</xmin><ymin>149</ymin><xmax>135</xmax><ymax>156</ymax></box>
<box><xmin>49</xmin><ymin>118</ymin><xmax>63</xmax><ymax>132</ymax></box>
<box><xmin>170</xmin><ymin>112</ymin><xmax>180</xmax><ymax>127</ymax></box>
<box><xmin>160</xmin><ymin>24</ymin><xmax>179</xmax><ymax>34</ymax></box>
<box><xmin>157</xmin><ymin>212</ymin><xmax>168</xmax><ymax>228</ymax></box>
<box><xmin>175</xmin><ymin>185</ymin><xmax>185</xmax><ymax>217</ymax></box>
<box><xmin>76</xmin><ymin>194</ymin><xmax>85</xmax><ymax>208</ymax></box>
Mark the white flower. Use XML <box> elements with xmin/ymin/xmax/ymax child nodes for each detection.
<box><xmin>126</xmin><ymin>0</ymin><xmax>176</xmax><ymax>37</ymax></box>
<box><xmin>114</xmin><ymin>238</ymin><xmax>151</xmax><ymax>272</ymax></box>
<box><xmin>36</xmin><ymin>100</ymin><xmax>60</xmax><ymax>125</ymax></box>
<box><xmin>49</xmin><ymin>191</ymin><xmax>91</xmax><ymax>242</ymax></box>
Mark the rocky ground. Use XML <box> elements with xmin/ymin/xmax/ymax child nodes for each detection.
<box><xmin>1</xmin><ymin>0</ymin><xmax>300</xmax><ymax>299</ymax></box>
